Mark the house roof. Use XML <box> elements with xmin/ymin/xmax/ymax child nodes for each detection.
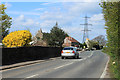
<box><xmin>66</xmin><ymin>36</ymin><xmax>79</xmax><ymax>43</ymax></box>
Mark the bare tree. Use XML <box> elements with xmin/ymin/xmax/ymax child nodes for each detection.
<box><xmin>92</xmin><ymin>35</ymin><xmax>106</xmax><ymax>46</ymax></box>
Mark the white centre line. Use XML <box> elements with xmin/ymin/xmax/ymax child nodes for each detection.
<box><xmin>26</xmin><ymin>74</ymin><xmax>39</xmax><ymax>78</ymax></box>
<box><xmin>25</xmin><ymin>62</ymin><xmax>73</xmax><ymax>79</ymax></box>
<box><xmin>54</xmin><ymin>62</ymin><xmax>74</xmax><ymax>70</ymax></box>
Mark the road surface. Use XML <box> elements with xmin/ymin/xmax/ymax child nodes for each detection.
<box><xmin>2</xmin><ymin>50</ymin><xmax>109</xmax><ymax>79</ymax></box>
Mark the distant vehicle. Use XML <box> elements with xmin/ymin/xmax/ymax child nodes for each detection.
<box><xmin>61</xmin><ymin>47</ymin><xmax>79</xmax><ymax>59</ymax></box>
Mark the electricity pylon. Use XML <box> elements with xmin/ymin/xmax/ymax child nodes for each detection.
<box><xmin>80</xmin><ymin>16</ymin><xmax>92</xmax><ymax>43</ymax></box>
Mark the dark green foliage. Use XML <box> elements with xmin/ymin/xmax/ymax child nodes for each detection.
<box><xmin>100</xmin><ymin>1</ymin><xmax>120</xmax><ymax>79</ymax></box>
<box><xmin>43</xmin><ymin>32</ymin><xmax>51</xmax><ymax>45</ymax></box>
<box><xmin>43</xmin><ymin>22</ymin><xmax>69</xmax><ymax>47</ymax></box>
<box><xmin>0</xmin><ymin>4</ymin><xmax>12</xmax><ymax>41</ymax></box>
<box><xmin>49</xmin><ymin>26</ymin><xmax>68</xmax><ymax>47</ymax></box>
<box><xmin>93</xmin><ymin>43</ymin><xmax>100</xmax><ymax>50</ymax></box>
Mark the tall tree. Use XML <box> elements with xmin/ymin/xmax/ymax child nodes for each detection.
<box><xmin>0</xmin><ymin>4</ymin><xmax>12</xmax><ymax>41</ymax></box>
<box><xmin>100</xmin><ymin>1</ymin><xmax>120</xmax><ymax>79</ymax></box>
<box><xmin>100</xmin><ymin>1</ymin><xmax>120</xmax><ymax>53</ymax></box>
<box><xmin>49</xmin><ymin>22</ymin><xmax>68</xmax><ymax>47</ymax></box>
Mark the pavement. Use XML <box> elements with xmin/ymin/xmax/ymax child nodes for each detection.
<box><xmin>1</xmin><ymin>50</ymin><xmax>110</xmax><ymax>79</ymax></box>
<box><xmin>0</xmin><ymin>57</ymin><xmax>59</xmax><ymax>71</ymax></box>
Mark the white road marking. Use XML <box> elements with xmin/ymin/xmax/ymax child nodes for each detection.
<box><xmin>54</xmin><ymin>62</ymin><xmax>74</xmax><ymax>69</ymax></box>
<box><xmin>99</xmin><ymin>55</ymin><xmax>110</xmax><ymax>80</ymax></box>
<box><xmin>26</xmin><ymin>74</ymin><xmax>39</xmax><ymax>78</ymax></box>
<box><xmin>25</xmin><ymin>62</ymin><xmax>74</xmax><ymax>79</ymax></box>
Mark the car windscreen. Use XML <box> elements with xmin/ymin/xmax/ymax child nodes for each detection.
<box><xmin>63</xmin><ymin>48</ymin><xmax>73</xmax><ymax>50</ymax></box>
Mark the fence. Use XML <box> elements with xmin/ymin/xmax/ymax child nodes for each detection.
<box><xmin>2</xmin><ymin>46</ymin><xmax>62</xmax><ymax>65</ymax></box>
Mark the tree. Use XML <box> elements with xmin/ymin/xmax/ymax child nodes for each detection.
<box><xmin>92</xmin><ymin>35</ymin><xmax>106</xmax><ymax>46</ymax></box>
<box><xmin>92</xmin><ymin>41</ymin><xmax>101</xmax><ymax>50</ymax></box>
<box><xmin>100</xmin><ymin>1</ymin><xmax>120</xmax><ymax>53</ymax></box>
<box><xmin>49</xmin><ymin>22</ymin><xmax>68</xmax><ymax>47</ymax></box>
<box><xmin>2</xmin><ymin>30</ymin><xmax>32</xmax><ymax>48</ymax></box>
<box><xmin>0</xmin><ymin>4</ymin><xmax>12</xmax><ymax>41</ymax></box>
<box><xmin>100</xmin><ymin>1</ymin><xmax>120</xmax><ymax>79</ymax></box>
<box><xmin>43</xmin><ymin>32</ymin><xmax>51</xmax><ymax>46</ymax></box>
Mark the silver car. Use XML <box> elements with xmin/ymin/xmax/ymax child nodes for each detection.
<box><xmin>61</xmin><ymin>47</ymin><xmax>79</xmax><ymax>59</ymax></box>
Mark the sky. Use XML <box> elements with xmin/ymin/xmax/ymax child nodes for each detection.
<box><xmin>1</xmin><ymin>0</ymin><xmax>106</xmax><ymax>43</ymax></box>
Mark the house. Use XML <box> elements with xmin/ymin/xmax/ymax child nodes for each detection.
<box><xmin>62</xmin><ymin>36</ymin><xmax>80</xmax><ymax>47</ymax></box>
<box><xmin>32</xmin><ymin>28</ymin><xmax>47</xmax><ymax>46</ymax></box>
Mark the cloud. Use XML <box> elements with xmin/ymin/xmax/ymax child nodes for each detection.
<box><xmin>65</xmin><ymin>2</ymin><xmax>101</xmax><ymax>16</ymax></box>
<box><xmin>10</xmin><ymin>14</ymin><xmax>51</xmax><ymax>36</ymax></box>
<box><xmin>34</xmin><ymin>8</ymin><xmax>44</xmax><ymax>11</ymax></box>
<box><xmin>89</xmin><ymin>13</ymin><xmax>105</xmax><ymax>26</ymax></box>
<box><xmin>13</xmin><ymin>15</ymin><xmax>41</xmax><ymax>26</ymax></box>
<box><xmin>38</xmin><ymin>2</ymin><xmax>103</xmax><ymax>28</ymax></box>
<box><xmin>10</xmin><ymin>15</ymin><xmax>40</xmax><ymax>31</ymax></box>
<box><xmin>90</xmin><ymin>14</ymin><xmax>104</xmax><ymax>21</ymax></box>
<box><xmin>23</xmin><ymin>19</ymin><xmax>34</xmax><ymax>26</ymax></box>
<box><xmin>40</xmin><ymin>20</ymin><xmax>56</xmax><ymax>27</ymax></box>
<box><xmin>16</xmin><ymin>14</ymin><xmax>25</xmax><ymax>21</ymax></box>
<box><xmin>62</xmin><ymin>26</ymin><xmax>83</xmax><ymax>33</ymax></box>
<box><xmin>12</xmin><ymin>14</ymin><xmax>35</xmax><ymax>26</ymax></box>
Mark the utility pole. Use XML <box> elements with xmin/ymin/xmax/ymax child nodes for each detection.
<box><xmin>80</xmin><ymin>15</ymin><xmax>92</xmax><ymax>43</ymax></box>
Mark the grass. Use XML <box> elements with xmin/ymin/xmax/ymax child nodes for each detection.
<box><xmin>102</xmin><ymin>48</ymin><xmax>120</xmax><ymax>80</ymax></box>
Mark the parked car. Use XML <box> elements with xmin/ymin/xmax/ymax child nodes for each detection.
<box><xmin>61</xmin><ymin>47</ymin><xmax>79</xmax><ymax>59</ymax></box>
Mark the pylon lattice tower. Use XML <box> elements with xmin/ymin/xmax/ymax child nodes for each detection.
<box><xmin>80</xmin><ymin>16</ymin><xmax>92</xmax><ymax>43</ymax></box>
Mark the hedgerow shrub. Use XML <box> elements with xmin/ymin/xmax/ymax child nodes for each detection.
<box><xmin>2</xmin><ymin>30</ymin><xmax>32</xmax><ymax>48</ymax></box>
<box><xmin>100</xmin><ymin>2</ymin><xmax>120</xmax><ymax>79</ymax></box>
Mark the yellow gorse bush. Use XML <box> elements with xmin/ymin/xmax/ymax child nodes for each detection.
<box><xmin>2</xmin><ymin>30</ymin><xmax>32</xmax><ymax>48</ymax></box>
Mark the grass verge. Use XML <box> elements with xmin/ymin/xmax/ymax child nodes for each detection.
<box><xmin>102</xmin><ymin>48</ymin><xmax>120</xmax><ymax>80</ymax></box>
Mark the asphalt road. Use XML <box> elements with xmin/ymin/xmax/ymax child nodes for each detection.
<box><xmin>2</xmin><ymin>50</ymin><xmax>109</xmax><ymax>78</ymax></box>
